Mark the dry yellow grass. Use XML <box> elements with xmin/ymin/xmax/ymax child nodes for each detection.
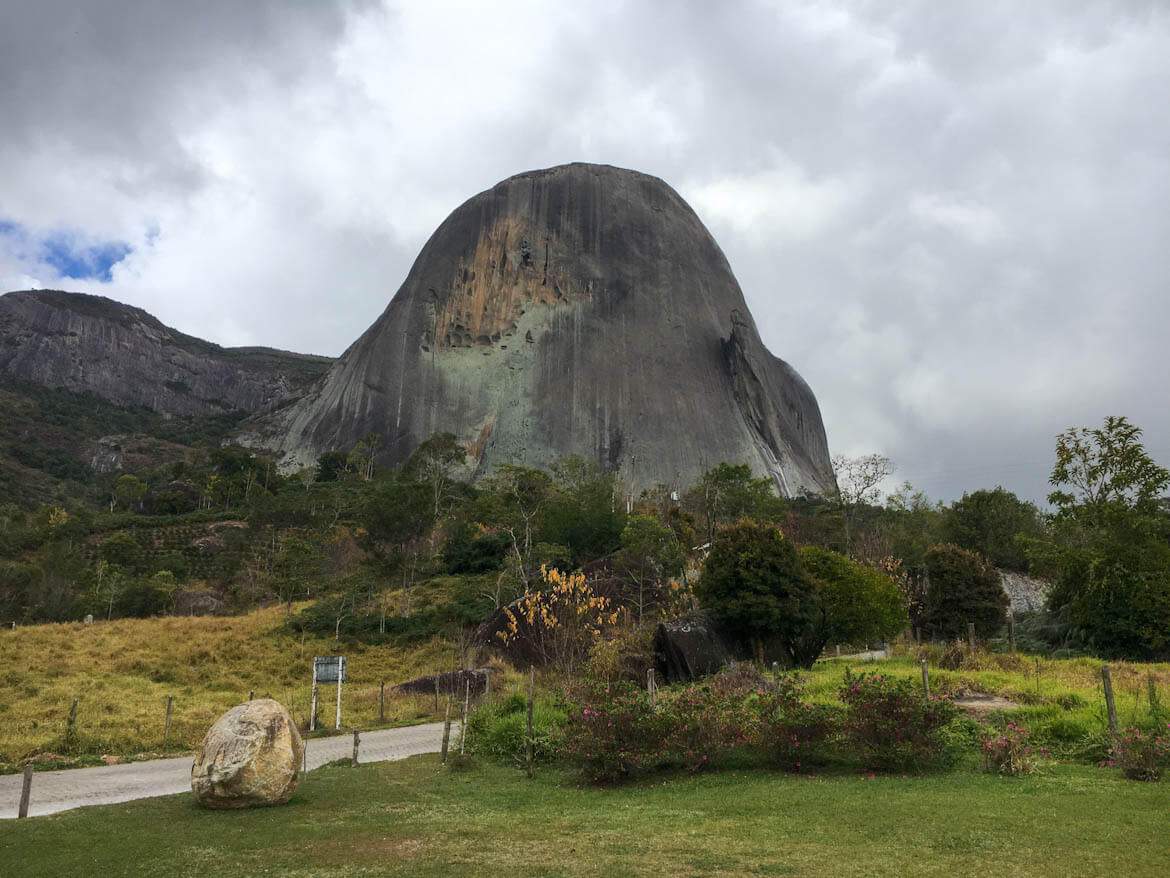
<box><xmin>0</xmin><ymin>607</ymin><xmax>460</xmax><ymax>765</ymax></box>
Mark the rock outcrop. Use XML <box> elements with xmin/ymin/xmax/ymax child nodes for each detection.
<box><xmin>191</xmin><ymin>699</ymin><xmax>303</xmax><ymax>809</ymax></box>
<box><xmin>248</xmin><ymin>163</ymin><xmax>835</xmax><ymax>496</ymax></box>
<box><xmin>0</xmin><ymin>289</ymin><xmax>332</xmax><ymax>416</ymax></box>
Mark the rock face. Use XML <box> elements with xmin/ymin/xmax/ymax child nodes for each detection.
<box><xmin>191</xmin><ymin>699</ymin><xmax>304</xmax><ymax>809</ymax></box>
<box><xmin>0</xmin><ymin>289</ymin><xmax>332</xmax><ymax>416</ymax></box>
<box><xmin>250</xmin><ymin>163</ymin><xmax>835</xmax><ymax>496</ymax></box>
<box><xmin>654</xmin><ymin>614</ymin><xmax>734</xmax><ymax>684</ymax></box>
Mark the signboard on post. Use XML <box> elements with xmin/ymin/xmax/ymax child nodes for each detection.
<box><xmin>310</xmin><ymin>656</ymin><xmax>347</xmax><ymax>731</ymax></box>
<box><xmin>314</xmin><ymin>656</ymin><xmax>347</xmax><ymax>684</ymax></box>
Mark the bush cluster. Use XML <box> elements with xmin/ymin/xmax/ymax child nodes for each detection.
<box><xmin>1107</xmin><ymin>725</ymin><xmax>1170</xmax><ymax>781</ymax></box>
<box><xmin>465</xmin><ymin>692</ymin><xmax>567</xmax><ymax>767</ymax></box>
<box><xmin>981</xmin><ymin>722</ymin><xmax>1040</xmax><ymax>776</ymax></box>
<box><xmin>838</xmin><ymin>670</ymin><xmax>961</xmax><ymax>771</ymax></box>
<box><xmin>557</xmin><ymin>666</ymin><xmax>963</xmax><ymax>783</ymax></box>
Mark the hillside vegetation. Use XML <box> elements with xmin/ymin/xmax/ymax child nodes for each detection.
<box><xmin>0</xmin><ymin>607</ymin><xmax>457</xmax><ymax>768</ymax></box>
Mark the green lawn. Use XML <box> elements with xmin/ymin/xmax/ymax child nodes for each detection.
<box><xmin>4</xmin><ymin>756</ymin><xmax>1169</xmax><ymax>877</ymax></box>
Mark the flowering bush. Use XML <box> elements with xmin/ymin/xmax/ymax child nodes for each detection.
<box><xmin>1108</xmin><ymin>726</ymin><xmax>1170</xmax><ymax>781</ymax></box>
<box><xmin>561</xmin><ymin>682</ymin><xmax>670</xmax><ymax>783</ymax></box>
<box><xmin>981</xmin><ymin>722</ymin><xmax>1040</xmax><ymax>776</ymax></box>
<box><xmin>661</xmin><ymin>681</ymin><xmax>758</xmax><ymax>772</ymax></box>
<box><xmin>839</xmin><ymin>670</ymin><xmax>959</xmax><ymax>771</ymax></box>
<box><xmin>756</xmin><ymin>673</ymin><xmax>838</xmax><ymax>771</ymax></box>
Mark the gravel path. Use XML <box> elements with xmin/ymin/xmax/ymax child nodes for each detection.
<box><xmin>0</xmin><ymin>720</ymin><xmax>452</xmax><ymax>819</ymax></box>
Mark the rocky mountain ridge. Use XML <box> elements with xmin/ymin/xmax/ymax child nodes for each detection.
<box><xmin>0</xmin><ymin>289</ymin><xmax>332</xmax><ymax>416</ymax></box>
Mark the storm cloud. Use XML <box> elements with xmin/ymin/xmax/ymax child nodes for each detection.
<box><xmin>1</xmin><ymin>0</ymin><xmax>1167</xmax><ymax>502</ymax></box>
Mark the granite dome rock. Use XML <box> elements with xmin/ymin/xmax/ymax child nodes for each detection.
<box><xmin>251</xmin><ymin>163</ymin><xmax>834</xmax><ymax>496</ymax></box>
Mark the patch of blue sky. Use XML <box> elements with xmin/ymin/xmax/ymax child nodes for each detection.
<box><xmin>0</xmin><ymin>218</ymin><xmax>132</xmax><ymax>282</ymax></box>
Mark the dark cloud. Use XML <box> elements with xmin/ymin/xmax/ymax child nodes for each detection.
<box><xmin>0</xmin><ymin>0</ymin><xmax>1166</xmax><ymax>502</ymax></box>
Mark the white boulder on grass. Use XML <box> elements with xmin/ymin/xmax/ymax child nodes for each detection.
<box><xmin>191</xmin><ymin>699</ymin><xmax>304</xmax><ymax>809</ymax></box>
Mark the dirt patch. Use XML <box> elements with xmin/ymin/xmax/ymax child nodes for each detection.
<box><xmin>952</xmin><ymin>690</ymin><xmax>1019</xmax><ymax>718</ymax></box>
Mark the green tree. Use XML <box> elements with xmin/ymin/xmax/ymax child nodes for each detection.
<box><xmin>686</xmin><ymin>463</ymin><xmax>785</xmax><ymax>544</ymax></box>
<box><xmin>1049</xmin><ymin>416</ymin><xmax>1170</xmax><ymax>524</ymax></box>
<box><xmin>696</xmin><ymin>519</ymin><xmax>817</xmax><ymax>665</ymax></box>
<box><xmin>922</xmin><ymin>544</ymin><xmax>1008</xmax><ymax>640</ymax></box>
<box><xmin>1029</xmin><ymin>417</ymin><xmax>1170</xmax><ymax>658</ymax></box>
<box><xmin>799</xmin><ymin>546</ymin><xmax>908</xmax><ymax>657</ymax></box>
<box><xmin>831</xmin><ymin>453</ymin><xmax>894</xmax><ymax>553</ymax></box>
<box><xmin>615</xmin><ymin>514</ymin><xmax>685</xmax><ymax>620</ymax></box>
<box><xmin>542</xmin><ymin>457</ymin><xmax>626</xmax><ymax>565</ymax></box>
<box><xmin>942</xmin><ymin>487</ymin><xmax>1043</xmax><ymax>572</ymax></box>
<box><xmin>112</xmin><ymin>474</ymin><xmax>147</xmax><ymax>513</ymax></box>
<box><xmin>406</xmin><ymin>432</ymin><xmax>467</xmax><ymax>520</ymax></box>
<box><xmin>316</xmin><ymin>450</ymin><xmax>350</xmax><ymax>482</ymax></box>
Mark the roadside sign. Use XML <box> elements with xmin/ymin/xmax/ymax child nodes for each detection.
<box><xmin>314</xmin><ymin>655</ymin><xmax>346</xmax><ymax>683</ymax></box>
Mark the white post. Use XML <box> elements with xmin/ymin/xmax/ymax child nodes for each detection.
<box><xmin>309</xmin><ymin>660</ymin><xmax>319</xmax><ymax>732</ymax></box>
<box><xmin>334</xmin><ymin>657</ymin><xmax>345</xmax><ymax>730</ymax></box>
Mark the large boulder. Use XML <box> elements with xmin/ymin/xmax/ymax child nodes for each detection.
<box><xmin>653</xmin><ymin>614</ymin><xmax>733</xmax><ymax>684</ymax></box>
<box><xmin>191</xmin><ymin>699</ymin><xmax>304</xmax><ymax>809</ymax></box>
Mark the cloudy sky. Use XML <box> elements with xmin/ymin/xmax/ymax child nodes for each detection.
<box><xmin>2</xmin><ymin>0</ymin><xmax>1167</xmax><ymax>503</ymax></box>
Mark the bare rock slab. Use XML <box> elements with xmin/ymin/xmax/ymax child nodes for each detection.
<box><xmin>191</xmin><ymin>699</ymin><xmax>304</xmax><ymax>809</ymax></box>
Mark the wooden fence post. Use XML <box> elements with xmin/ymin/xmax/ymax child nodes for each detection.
<box><xmin>440</xmin><ymin>702</ymin><xmax>451</xmax><ymax>764</ymax></box>
<box><xmin>1102</xmin><ymin>664</ymin><xmax>1119</xmax><ymax>734</ymax></box>
<box><xmin>920</xmin><ymin>660</ymin><xmax>930</xmax><ymax>698</ymax></box>
<box><xmin>310</xmin><ymin>662</ymin><xmax>319</xmax><ymax>732</ymax></box>
<box><xmin>967</xmin><ymin>621</ymin><xmax>976</xmax><ymax>654</ymax></box>
<box><xmin>1007</xmin><ymin>612</ymin><xmax>1016</xmax><ymax>653</ymax></box>
<box><xmin>248</xmin><ymin>690</ymin><xmax>254</xmax><ymax>702</ymax></box>
<box><xmin>352</xmin><ymin>730</ymin><xmax>360</xmax><ymax>767</ymax></box>
<box><xmin>647</xmin><ymin>667</ymin><xmax>657</xmax><ymax>708</ymax></box>
<box><xmin>1148</xmin><ymin>673</ymin><xmax>1160</xmax><ymax>714</ymax></box>
<box><xmin>526</xmin><ymin>667</ymin><xmax>535</xmax><ymax>778</ymax></box>
<box><xmin>66</xmin><ymin>697</ymin><xmax>79</xmax><ymax>740</ymax></box>
<box><xmin>18</xmin><ymin>764</ymin><xmax>33</xmax><ymax>818</ymax></box>
<box><xmin>459</xmin><ymin>679</ymin><xmax>470</xmax><ymax>755</ymax></box>
<box><xmin>378</xmin><ymin>681</ymin><xmax>385</xmax><ymax>724</ymax></box>
<box><xmin>163</xmin><ymin>695</ymin><xmax>174</xmax><ymax>746</ymax></box>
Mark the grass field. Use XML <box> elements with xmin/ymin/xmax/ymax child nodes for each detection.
<box><xmin>4</xmin><ymin>755</ymin><xmax>1169</xmax><ymax>877</ymax></box>
<box><xmin>5</xmin><ymin>606</ymin><xmax>1170</xmax><ymax>770</ymax></box>
<box><xmin>804</xmin><ymin>648</ymin><xmax>1170</xmax><ymax>756</ymax></box>
<box><xmin>0</xmin><ymin>608</ymin><xmax>459</xmax><ymax>768</ymax></box>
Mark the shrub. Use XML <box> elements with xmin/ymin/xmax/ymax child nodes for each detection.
<box><xmin>696</xmin><ymin>520</ymin><xmax>818</xmax><ymax>665</ymax></box>
<box><xmin>981</xmin><ymin>722</ymin><xmax>1040</xmax><ymax>775</ymax></box>
<box><xmin>1108</xmin><ymin>726</ymin><xmax>1170</xmax><ymax>781</ymax></box>
<box><xmin>561</xmin><ymin>682</ymin><xmax>671</xmax><ymax>783</ymax></box>
<box><xmin>466</xmin><ymin>693</ymin><xmax>566</xmax><ymax>768</ymax></box>
<box><xmin>661</xmin><ymin>676</ymin><xmax>760</xmax><ymax>772</ymax></box>
<box><xmin>923</xmin><ymin>544</ymin><xmax>1008</xmax><ymax>640</ymax></box>
<box><xmin>756</xmin><ymin>673</ymin><xmax>838</xmax><ymax>771</ymax></box>
<box><xmin>839</xmin><ymin>670</ymin><xmax>960</xmax><ymax>771</ymax></box>
<box><xmin>799</xmin><ymin>546</ymin><xmax>908</xmax><ymax>656</ymax></box>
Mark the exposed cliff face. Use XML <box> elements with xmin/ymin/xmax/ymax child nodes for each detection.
<box><xmin>250</xmin><ymin>162</ymin><xmax>835</xmax><ymax>496</ymax></box>
<box><xmin>0</xmin><ymin>290</ymin><xmax>332</xmax><ymax>416</ymax></box>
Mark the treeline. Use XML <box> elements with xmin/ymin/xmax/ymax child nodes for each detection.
<box><xmin>1</xmin><ymin>415</ymin><xmax>1167</xmax><ymax>661</ymax></box>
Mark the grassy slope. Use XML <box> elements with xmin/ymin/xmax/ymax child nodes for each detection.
<box><xmin>804</xmin><ymin>651</ymin><xmax>1170</xmax><ymax>752</ymax></box>
<box><xmin>0</xmin><ymin>608</ymin><xmax>457</xmax><ymax>766</ymax></box>
<box><xmin>4</xmin><ymin>757</ymin><xmax>1170</xmax><ymax>877</ymax></box>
